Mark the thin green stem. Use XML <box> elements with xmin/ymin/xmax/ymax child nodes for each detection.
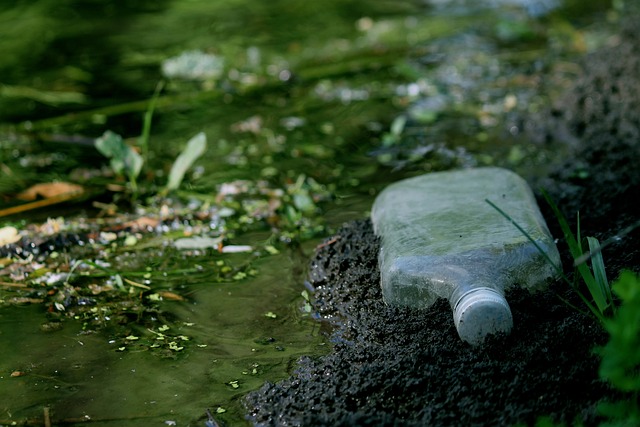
<box><xmin>485</xmin><ymin>198</ymin><xmax>563</xmax><ymax>275</ymax></box>
<box><xmin>140</xmin><ymin>80</ymin><xmax>165</xmax><ymax>166</ymax></box>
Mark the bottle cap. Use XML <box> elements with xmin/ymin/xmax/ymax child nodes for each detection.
<box><xmin>453</xmin><ymin>287</ymin><xmax>513</xmax><ymax>345</ymax></box>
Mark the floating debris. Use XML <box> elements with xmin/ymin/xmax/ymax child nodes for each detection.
<box><xmin>161</xmin><ymin>50</ymin><xmax>225</xmax><ymax>81</ymax></box>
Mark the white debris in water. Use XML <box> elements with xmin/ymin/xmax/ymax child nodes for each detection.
<box><xmin>429</xmin><ymin>0</ymin><xmax>560</xmax><ymax>17</ymax></box>
<box><xmin>36</xmin><ymin>272</ymin><xmax>70</xmax><ymax>285</ymax></box>
<box><xmin>313</xmin><ymin>80</ymin><xmax>371</xmax><ymax>104</ymax></box>
<box><xmin>161</xmin><ymin>50</ymin><xmax>224</xmax><ymax>80</ymax></box>
<box><xmin>174</xmin><ymin>235</ymin><xmax>223</xmax><ymax>250</ymax></box>
<box><xmin>280</xmin><ymin>116</ymin><xmax>306</xmax><ymax>130</ymax></box>
<box><xmin>221</xmin><ymin>245</ymin><xmax>253</xmax><ymax>253</ymax></box>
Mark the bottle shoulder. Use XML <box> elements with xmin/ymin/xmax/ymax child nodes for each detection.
<box><xmin>372</xmin><ymin>168</ymin><xmax>558</xmax><ymax>261</ymax></box>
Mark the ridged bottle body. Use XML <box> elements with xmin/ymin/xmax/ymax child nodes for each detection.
<box><xmin>371</xmin><ymin>167</ymin><xmax>560</xmax><ymax>344</ymax></box>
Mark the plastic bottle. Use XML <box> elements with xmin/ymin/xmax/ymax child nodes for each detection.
<box><xmin>371</xmin><ymin>167</ymin><xmax>561</xmax><ymax>345</ymax></box>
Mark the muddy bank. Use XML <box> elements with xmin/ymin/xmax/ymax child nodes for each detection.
<box><xmin>244</xmin><ymin>16</ymin><xmax>640</xmax><ymax>427</ymax></box>
<box><xmin>533</xmin><ymin>18</ymin><xmax>640</xmax><ymax>255</ymax></box>
<box><xmin>249</xmin><ymin>219</ymin><xmax>615</xmax><ymax>426</ymax></box>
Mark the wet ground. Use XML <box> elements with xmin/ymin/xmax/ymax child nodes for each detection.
<box><xmin>244</xmin><ymin>10</ymin><xmax>640</xmax><ymax>427</ymax></box>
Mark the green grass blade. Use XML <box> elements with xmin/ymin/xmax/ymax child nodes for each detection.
<box><xmin>540</xmin><ymin>190</ymin><xmax>611</xmax><ymax>317</ymax></box>
<box><xmin>574</xmin><ymin>218</ymin><xmax>640</xmax><ymax>267</ymax></box>
<box><xmin>541</xmin><ymin>190</ymin><xmax>582</xmax><ymax>261</ymax></box>
<box><xmin>574</xmin><ymin>287</ymin><xmax>607</xmax><ymax>324</ymax></box>
<box><xmin>576</xmin><ymin>212</ymin><xmax>583</xmax><ymax>253</ymax></box>
<box><xmin>488</xmin><ymin>191</ymin><xmax>613</xmax><ymax>323</ymax></box>
<box><xmin>587</xmin><ymin>236</ymin><xmax>614</xmax><ymax>314</ymax></box>
<box><xmin>140</xmin><ymin>80</ymin><xmax>165</xmax><ymax>165</ymax></box>
<box><xmin>485</xmin><ymin>198</ymin><xmax>562</xmax><ymax>274</ymax></box>
<box><xmin>576</xmin><ymin>258</ymin><xmax>608</xmax><ymax>313</ymax></box>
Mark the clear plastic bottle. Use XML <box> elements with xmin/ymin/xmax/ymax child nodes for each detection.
<box><xmin>371</xmin><ymin>167</ymin><xmax>561</xmax><ymax>345</ymax></box>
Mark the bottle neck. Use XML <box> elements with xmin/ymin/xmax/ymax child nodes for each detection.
<box><xmin>451</xmin><ymin>286</ymin><xmax>513</xmax><ymax>345</ymax></box>
<box><xmin>449</xmin><ymin>280</ymin><xmax>501</xmax><ymax>310</ymax></box>
<box><xmin>416</xmin><ymin>262</ymin><xmax>501</xmax><ymax>306</ymax></box>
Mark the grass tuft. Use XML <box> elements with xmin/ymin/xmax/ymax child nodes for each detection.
<box><xmin>539</xmin><ymin>189</ymin><xmax>615</xmax><ymax>319</ymax></box>
<box><xmin>490</xmin><ymin>192</ymin><xmax>640</xmax><ymax>425</ymax></box>
<box><xmin>486</xmin><ymin>191</ymin><xmax>615</xmax><ymax>324</ymax></box>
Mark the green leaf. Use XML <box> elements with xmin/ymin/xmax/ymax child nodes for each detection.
<box><xmin>166</xmin><ymin>132</ymin><xmax>207</xmax><ymax>192</ymax></box>
<box><xmin>599</xmin><ymin>270</ymin><xmax>640</xmax><ymax>392</ymax></box>
<box><xmin>390</xmin><ymin>115</ymin><xmax>406</xmax><ymax>136</ymax></box>
<box><xmin>95</xmin><ymin>130</ymin><xmax>143</xmax><ymax>180</ymax></box>
<box><xmin>292</xmin><ymin>192</ymin><xmax>315</xmax><ymax>213</ymax></box>
<box><xmin>598</xmin><ymin>399</ymin><xmax>640</xmax><ymax>426</ymax></box>
<box><xmin>381</xmin><ymin>116</ymin><xmax>407</xmax><ymax>147</ymax></box>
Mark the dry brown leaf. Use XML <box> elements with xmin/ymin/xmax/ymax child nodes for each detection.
<box><xmin>158</xmin><ymin>291</ymin><xmax>185</xmax><ymax>301</ymax></box>
<box><xmin>17</xmin><ymin>182</ymin><xmax>84</xmax><ymax>201</ymax></box>
<box><xmin>123</xmin><ymin>217</ymin><xmax>160</xmax><ymax>231</ymax></box>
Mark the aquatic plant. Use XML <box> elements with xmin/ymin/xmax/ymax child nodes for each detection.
<box><xmin>95</xmin><ymin>130</ymin><xmax>144</xmax><ymax>193</ymax></box>
<box><xmin>95</xmin><ymin>81</ymin><xmax>207</xmax><ymax>199</ymax></box>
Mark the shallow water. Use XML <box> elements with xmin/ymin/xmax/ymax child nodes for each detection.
<box><xmin>0</xmin><ymin>244</ymin><xmax>328</xmax><ymax>426</ymax></box>
<box><xmin>0</xmin><ymin>0</ymin><xmax>616</xmax><ymax>425</ymax></box>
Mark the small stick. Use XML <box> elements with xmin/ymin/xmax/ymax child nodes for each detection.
<box><xmin>316</xmin><ymin>236</ymin><xmax>341</xmax><ymax>249</ymax></box>
<box><xmin>0</xmin><ymin>281</ymin><xmax>31</xmax><ymax>289</ymax></box>
<box><xmin>0</xmin><ymin>191</ymin><xmax>84</xmax><ymax>218</ymax></box>
<box><xmin>123</xmin><ymin>277</ymin><xmax>151</xmax><ymax>290</ymax></box>
<box><xmin>43</xmin><ymin>407</ymin><xmax>51</xmax><ymax>427</ymax></box>
<box><xmin>205</xmin><ymin>408</ymin><xmax>219</xmax><ymax>427</ymax></box>
<box><xmin>573</xmin><ymin>219</ymin><xmax>640</xmax><ymax>267</ymax></box>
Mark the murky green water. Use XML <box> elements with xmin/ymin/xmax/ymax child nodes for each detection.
<box><xmin>0</xmin><ymin>0</ymin><xmax>617</xmax><ymax>425</ymax></box>
<box><xmin>0</xmin><ymin>241</ymin><xmax>328</xmax><ymax>426</ymax></box>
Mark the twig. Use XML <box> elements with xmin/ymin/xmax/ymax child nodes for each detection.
<box><xmin>316</xmin><ymin>236</ymin><xmax>341</xmax><ymax>249</ymax></box>
<box><xmin>0</xmin><ymin>281</ymin><xmax>31</xmax><ymax>289</ymax></box>
<box><xmin>43</xmin><ymin>407</ymin><xmax>51</xmax><ymax>427</ymax></box>
<box><xmin>0</xmin><ymin>191</ymin><xmax>84</xmax><ymax>218</ymax></box>
<box><xmin>573</xmin><ymin>219</ymin><xmax>640</xmax><ymax>267</ymax></box>
<box><xmin>123</xmin><ymin>277</ymin><xmax>151</xmax><ymax>290</ymax></box>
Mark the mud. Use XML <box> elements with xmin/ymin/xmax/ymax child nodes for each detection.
<box><xmin>244</xmin><ymin>15</ymin><xmax>640</xmax><ymax>427</ymax></box>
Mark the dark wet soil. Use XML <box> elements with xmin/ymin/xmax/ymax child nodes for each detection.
<box><xmin>244</xmin><ymin>15</ymin><xmax>640</xmax><ymax>427</ymax></box>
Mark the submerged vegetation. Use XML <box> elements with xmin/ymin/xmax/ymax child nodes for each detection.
<box><xmin>0</xmin><ymin>173</ymin><xmax>330</xmax><ymax>356</ymax></box>
<box><xmin>1</xmin><ymin>59</ymin><xmax>334</xmax><ymax>358</ymax></box>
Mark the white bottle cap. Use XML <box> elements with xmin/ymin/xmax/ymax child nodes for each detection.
<box><xmin>453</xmin><ymin>287</ymin><xmax>513</xmax><ymax>345</ymax></box>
